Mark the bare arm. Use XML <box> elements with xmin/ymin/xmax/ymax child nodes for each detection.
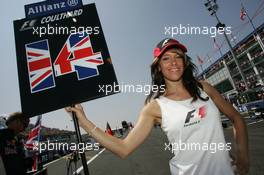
<box><xmin>66</xmin><ymin>101</ymin><xmax>160</xmax><ymax>159</ymax></box>
<box><xmin>201</xmin><ymin>81</ymin><xmax>249</xmax><ymax>174</ymax></box>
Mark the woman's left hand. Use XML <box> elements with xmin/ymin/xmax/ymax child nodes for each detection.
<box><xmin>232</xmin><ymin>152</ymin><xmax>249</xmax><ymax>175</ymax></box>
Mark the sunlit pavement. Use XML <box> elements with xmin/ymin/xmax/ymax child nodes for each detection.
<box><xmin>224</xmin><ymin>118</ymin><xmax>264</xmax><ymax>175</ymax></box>
<box><xmin>45</xmin><ymin>118</ymin><xmax>264</xmax><ymax>175</ymax></box>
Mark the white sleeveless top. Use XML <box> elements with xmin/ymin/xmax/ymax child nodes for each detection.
<box><xmin>156</xmin><ymin>90</ymin><xmax>234</xmax><ymax>175</ymax></box>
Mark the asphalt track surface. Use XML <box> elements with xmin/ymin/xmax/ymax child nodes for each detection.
<box><xmin>45</xmin><ymin>118</ymin><xmax>264</xmax><ymax>175</ymax></box>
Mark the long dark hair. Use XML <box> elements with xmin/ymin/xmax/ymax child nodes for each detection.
<box><xmin>145</xmin><ymin>50</ymin><xmax>209</xmax><ymax>104</ymax></box>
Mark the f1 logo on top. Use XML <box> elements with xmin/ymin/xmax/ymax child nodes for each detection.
<box><xmin>26</xmin><ymin>32</ymin><xmax>103</xmax><ymax>93</ymax></box>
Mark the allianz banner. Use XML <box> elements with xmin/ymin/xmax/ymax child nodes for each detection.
<box><xmin>25</xmin><ymin>0</ymin><xmax>83</xmax><ymax>18</ymax></box>
<box><xmin>13</xmin><ymin>3</ymin><xmax>119</xmax><ymax>117</ymax></box>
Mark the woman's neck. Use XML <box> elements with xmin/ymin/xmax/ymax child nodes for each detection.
<box><xmin>165</xmin><ymin>79</ymin><xmax>186</xmax><ymax>96</ymax></box>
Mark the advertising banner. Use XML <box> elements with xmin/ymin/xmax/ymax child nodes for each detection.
<box><xmin>25</xmin><ymin>0</ymin><xmax>83</xmax><ymax>18</ymax></box>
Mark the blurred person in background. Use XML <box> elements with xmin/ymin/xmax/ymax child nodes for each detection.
<box><xmin>0</xmin><ymin>112</ymin><xmax>33</xmax><ymax>175</ymax></box>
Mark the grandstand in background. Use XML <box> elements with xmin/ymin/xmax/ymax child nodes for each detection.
<box><xmin>198</xmin><ymin>22</ymin><xmax>264</xmax><ymax>109</ymax></box>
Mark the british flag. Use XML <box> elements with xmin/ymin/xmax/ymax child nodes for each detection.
<box><xmin>54</xmin><ymin>32</ymin><xmax>104</xmax><ymax>80</ymax></box>
<box><xmin>25</xmin><ymin>115</ymin><xmax>42</xmax><ymax>172</ymax></box>
<box><xmin>25</xmin><ymin>40</ymin><xmax>55</xmax><ymax>93</ymax></box>
<box><xmin>25</xmin><ymin>115</ymin><xmax>42</xmax><ymax>150</ymax></box>
<box><xmin>240</xmin><ymin>7</ymin><xmax>247</xmax><ymax>21</ymax></box>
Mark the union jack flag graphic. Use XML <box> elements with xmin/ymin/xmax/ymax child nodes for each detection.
<box><xmin>54</xmin><ymin>32</ymin><xmax>104</xmax><ymax>80</ymax></box>
<box><xmin>25</xmin><ymin>40</ymin><xmax>55</xmax><ymax>93</ymax></box>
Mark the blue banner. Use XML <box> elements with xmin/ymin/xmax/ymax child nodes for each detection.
<box><xmin>24</xmin><ymin>0</ymin><xmax>83</xmax><ymax>18</ymax></box>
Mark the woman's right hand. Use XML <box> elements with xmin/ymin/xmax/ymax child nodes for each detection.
<box><xmin>65</xmin><ymin>104</ymin><xmax>88</xmax><ymax>126</ymax></box>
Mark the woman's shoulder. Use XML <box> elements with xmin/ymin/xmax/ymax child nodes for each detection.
<box><xmin>142</xmin><ymin>99</ymin><xmax>162</xmax><ymax>119</ymax></box>
<box><xmin>199</xmin><ymin>80</ymin><xmax>216</xmax><ymax>98</ymax></box>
